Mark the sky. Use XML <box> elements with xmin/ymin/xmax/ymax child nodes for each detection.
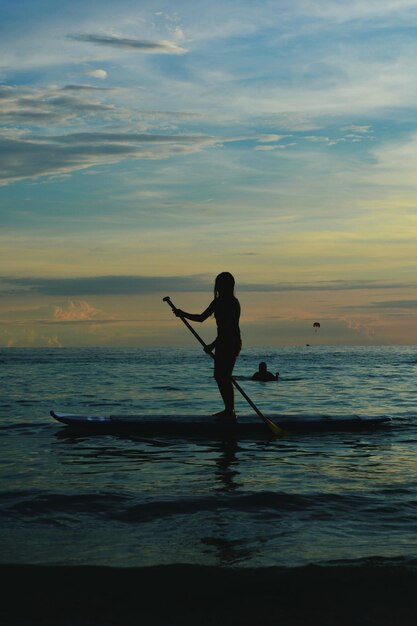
<box><xmin>1</xmin><ymin>0</ymin><xmax>417</xmax><ymax>348</ymax></box>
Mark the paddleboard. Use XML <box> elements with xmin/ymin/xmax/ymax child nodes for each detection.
<box><xmin>50</xmin><ymin>410</ymin><xmax>391</xmax><ymax>437</ymax></box>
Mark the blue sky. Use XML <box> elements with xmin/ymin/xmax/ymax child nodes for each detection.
<box><xmin>1</xmin><ymin>0</ymin><xmax>417</xmax><ymax>347</ymax></box>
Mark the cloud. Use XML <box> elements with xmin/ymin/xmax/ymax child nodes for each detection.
<box><xmin>254</xmin><ymin>134</ymin><xmax>286</xmax><ymax>150</ymax></box>
<box><xmin>2</xmin><ymin>84</ymin><xmax>257</xmax><ymax>184</ymax></box>
<box><xmin>62</xmin><ymin>84</ymin><xmax>112</xmax><ymax>92</ymax></box>
<box><xmin>301</xmin><ymin>0</ymin><xmax>417</xmax><ymax>24</ymax></box>
<box><xmin>341</xmin><ymin>125</ymin><xmax>372</xmax><ymax>133</ymax></box>
<box><xmin>305</xmin><ymin>135</ymin><xmax>331</xmax><ymax>142</ymax></box>
<box><xmin>1</xmin><ymin>275</ymin><xmax>414</xmax><ymax>297</ymax></box>
<box><xmin>69</xmin><ymin>33</ymin><xmax>186</xmax><ymax>54</ymax></box>
<box><xmin>53</xmin><ymin>299</ymin><xmax>103</xmax><ymax>320</ymax></box>
<box><xmin>0</xmin><ymin>275</ymin><xmax>211</xmax><ymax>296</ymax></box>
<box><xmin>341</xmin><ymin>316</ymin><xmax>376</xmax><ymax>338</ymax></box>
<box><xmin>0</xmin><ymin>84</ymin><xmax>118</xmax><ymax>127</ymax></box>
<box><xmin>85</xmin><ymin>69</ymin><xmax>108</xmax><ymax>79</ymax></box>
<box><xmin>1</xmin><ymin>79</ymin><xmax>262</xmax><ymax>184</ymax></box>
<box><xmin>258</xmin><ymin>134</ymin><xmax>285</xmax><ymax>143</ymax></box>
<box><xmin>369</xmin><ymin>132</ymin><xmax>417</xmax><ymax>188</ymax></box>
<box><xmin>0</xmin><ymin>130</ymin><xmax>226</xmax><ymax>185</ymax></box>
<box><xmin>368</xmin><ymin>299</ymin><xmax>417</xmax><ymax>309</ymax></box>
<box><xmin>48</xmin><ymin>131</ymin><xmax>215</xmax><ymax>145</ymax></box>
<box><xmin>254</xmin><ymin>145</ymin><xmax>278</xmax><ymax>151</ymax></box>
<box><xmin>238</xmin><ymin>280</ymin><xmax>417</xmax><ymax>293</ymax></box>
<box><xmin>45</xmin><ymin>335</ymin><xmax>62</xmax><ymax>347</ymax></box>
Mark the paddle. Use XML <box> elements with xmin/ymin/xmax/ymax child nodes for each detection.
<box><xmin>163</xmin><ymin>296</ymin><xmax>285</xmax><ymax>436</ymax></box>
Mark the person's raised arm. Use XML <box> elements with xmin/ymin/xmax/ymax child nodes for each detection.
<box><xmin>174</xmin><ymin>301</ymin><xmax>215</xmax><ymax>323</ymax></box>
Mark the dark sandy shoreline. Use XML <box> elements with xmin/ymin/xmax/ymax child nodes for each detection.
<box><xmin>2</xmin><ymin>562</ymin><xmax>417</xmax><ymax>625</ymax></box>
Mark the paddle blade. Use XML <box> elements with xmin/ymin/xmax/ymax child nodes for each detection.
<box><xmin>264</xmin><ymin>415</ymin><xmax>286</xmax><ymax>436</ymax></box>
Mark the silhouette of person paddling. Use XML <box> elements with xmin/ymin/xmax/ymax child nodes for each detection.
<box><xmin>173</xmin><ymin>272</ymin><xmax>241</xmax><ymax>421</ymax></box>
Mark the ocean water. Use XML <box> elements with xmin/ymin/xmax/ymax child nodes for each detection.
<box><xmin>1</xmin><ymin>345</ymin><xmax>417</xmax><ymax>570</ymax></box>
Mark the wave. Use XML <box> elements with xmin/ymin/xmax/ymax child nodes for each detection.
<box><xmin>1</xmin><ymin>489</ymin><xmax>412</xmax><ymax>524</ymax></box>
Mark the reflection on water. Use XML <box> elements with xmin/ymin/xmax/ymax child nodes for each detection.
<box><xmin>214</xmin><ymin>440</ymin><xmax>240</xmax><ymax>492</ymax></box>
<box><xmin>1</xmin><ymin>346</ymin><xmax>417</xmax><ymax>568</ymax></box>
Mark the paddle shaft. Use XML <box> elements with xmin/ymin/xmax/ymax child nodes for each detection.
<box><xmin>163</xmin><ymin>296</ymin><xmax>283</xmax><ymax>435</ymax></box>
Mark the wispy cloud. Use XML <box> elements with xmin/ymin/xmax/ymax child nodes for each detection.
<box><xmin>0</xmin><ymin>275</ymin><xmax>211</xmax><ymax>296</ymax></box>
<box><xmin>368</xmin><ymin>132</ymin><xmax>417</xmax><ymax>188</ymax></box>
<box><xmin>0</xmin><ymin>84</ymin><xmax>118</xmax><ymax>127</ymax></box>
<box><xmin>301</xmin><ymin>0</ymin><xmax>417</xmax><ymax>24</ymax></box>
<box><xmin>1</xmin><ymin>80</ymin><xmax>270</xmax><ymax>184</ymax></box>
<box><xmin>69</xmin><ymin>33</ymin><xmax>186</xmax><ymax>54</ymax></box>
<box><xmin>1</xmin><ymin>276</ymin><xmax>414</xmax><ymax>297</ymax></box>
<box><xmin>341</xmin><ymin>125</ymin><xmax>372</xmax><ymax>134</ymax></box>
<box><xmin>0</xmin><ymin>133</ymin><xmax>228</xmax><ymax>185</ymax></box>
<box><xmin>368</xmin><ymin>299</ymin><xmax>417</xmax><ymax>309</ymax></box>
